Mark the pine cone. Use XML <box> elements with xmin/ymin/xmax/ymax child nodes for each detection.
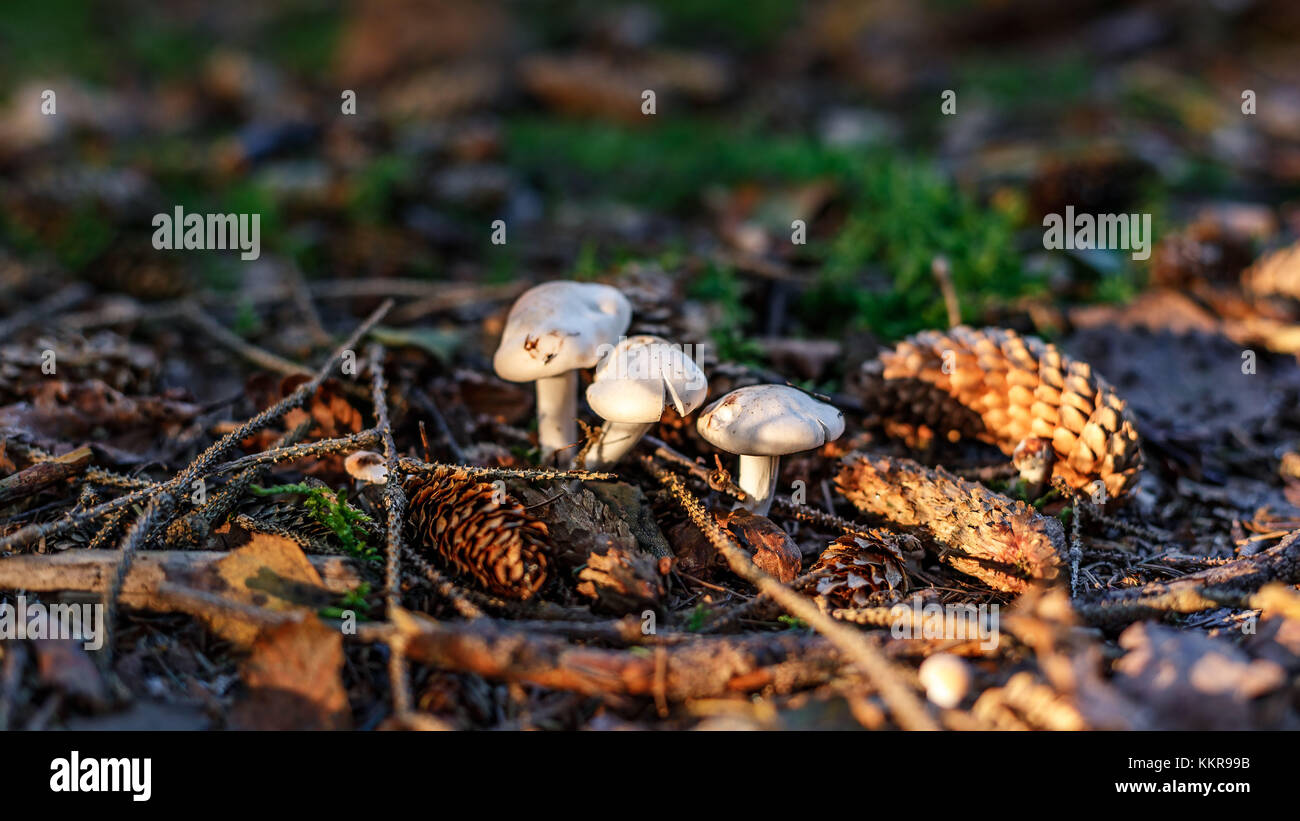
<box><xmin>405</xmin><ymin>470</ymin><xmax>550</xmax><ymax>600</ymax></box>
<box><xmin>851</xmin><ymin>326</ymin><xmax>1142</xmax><ymax>500</ymax></box>
<box><xmin>1243</xmin><ymin>241</ymin><xmax>1300</xmax><ymax>302</ymax></box>
<box><xmin>576</xmin><ymin>546</ymin><xmax>666</xmax><ymax>615</ymax></box>
<box><xmin>806</xmin><ymin>530</ymin><xmax>916</xmax><ymax>610</ymax></box>
<box><xmin>835</xmin><ymin>452</ymin><xmax>1064</xmax><ymax>593</ymax></box>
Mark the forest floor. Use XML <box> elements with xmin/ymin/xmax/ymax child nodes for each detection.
<box><xmin>1</xmin><ymin>0</ymin><xmax>1300</xmax><ymax>730</ymax></box>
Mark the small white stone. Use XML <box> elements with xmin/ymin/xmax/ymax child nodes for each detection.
<box><xmin>919</xmin><ymin>653</ymin><xmax>971</xmax><ymax>709</ymax></box>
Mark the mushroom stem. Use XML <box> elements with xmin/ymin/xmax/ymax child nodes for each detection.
<box><xmin>535</xmin><ymin>371</ymin><xmax>578</xmax><ymax>465</ymax></box>
<box><xmin>585</xmin><ymin>421</ymin><xmax>655</xmax><ymax>469</ymax></box>
<box><xmin>736</xmin><ymin>454</ymin><xmax>781</xmax><ymax>516</ymax></box>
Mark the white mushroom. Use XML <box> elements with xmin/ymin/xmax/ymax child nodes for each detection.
<box><xmin>696</xmin><ymin>384</ymin><xmax>844</xmax><ymax>516</ymax></box>
<box><xmin>493</xmin><ymin>281</ymin><xmax>631</xmax><ymax>464</ymax></box>
<box><xmin>344</xmin><ymin>450</ymin><xmax>388</xmax><ymax>484</ymax></box>
<box><xmin>584</xmin><ymin>335</ymin><xmax>708</xmax><ymax>469</ymax></box>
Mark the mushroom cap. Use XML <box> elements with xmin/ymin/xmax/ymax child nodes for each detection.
<box><xmin>492</xmin><ymin>281</ymin><xmax>632</xmax><ymax>382</ymax></box>
<box><xmin>696</xmin><ymin>384</ymin><xmax>844</xmax><ymax>456</ymax></box>
<box><xmin>586</xmin><ymin>335</ymin><xmax>709</xmax><ymax>424</ymax></box>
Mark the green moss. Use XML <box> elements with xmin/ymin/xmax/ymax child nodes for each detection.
<box><xmin>686</xmin><ymin>261</ymin><xmax>765</xmax><ymax>364</ymax></box>
<box><xmin>250</xmin><ymin>483</ymin><xmax>381</xmax><ymax>565</ymax></box>
<box><xmin>957</xmin><ymin>54</ymin><xmax>1092</xmax><ymax>111</ymax></box>
<box><xmin>510</xmin><ymin>117</ymin><xmax>1036</xmax><ymax>340</ymax></box>
<box><xmin>347</xmin><ymin>155</ymin><xmax>415</xmax><ymax>224</ymax></box>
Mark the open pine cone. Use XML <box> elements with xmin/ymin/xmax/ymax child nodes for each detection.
<box><xmin>1242</xmin><ymin>241</ymin><xmax>1300</xmax><ymax>302</ymax></box>
<box><xmin>851</xmin><ymin>326</ymin><xmax>1142</xmax><ymax>500</ymax></box>
<box><xmin>405</xmin><ymin>470</ymin><xmax>551</xmax><ymax>600</ymax></box>
<box><xmin>806</xmin><ymin>530</ymin><xmax>916</xmax><ymax>610</ymax></box>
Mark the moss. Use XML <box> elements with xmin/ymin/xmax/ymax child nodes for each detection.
<box><xmin>250</xmin><ymin>483</ymin><xmax>381</xmax><ymax>565</ymax></box>
<box><xmin>510</xmin><ymin>117</ymin><xmax>1035</xmax><ymax>340</ymax></box>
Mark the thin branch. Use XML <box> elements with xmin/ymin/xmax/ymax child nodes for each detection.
<box><xmin>98</xmin><ymin>301</ymin><xmax>394</xmax><ymax>659</ymax></box>
<box><xmin>367</xmin><ymin>343</ymin><xmax>413</xmax><ymax>715</ymax></box>
<box><xmin>644</xmin><ymin>458</ymin><xmax>939</xmax><ymax>730</ymax></box>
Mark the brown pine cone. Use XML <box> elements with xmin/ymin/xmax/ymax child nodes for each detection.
<box><xmin>1243</xmin><ymin>241</ymin><xmax>1300</xmax><ymax>302</ymax></box>
<box><xmin>835</xmin><ymin>452</ymin><xmax>1064</xmax><ymax>593</ymax></box>
<box><xmin>851</xmin><ymin>326</ymin><xmax>1142</xmax><ymax>500</ymax></box>
<box><xmin>405</xmin><ymin>470</ymin><xmax>550</xmax><ymax>600</ymax></box>
<box><xmin>576</xmin><ymin>546</ymin><xmax>666</xmax><ymax>615</ymax></box>
<box><xmin>806</xmin><ymin>530</ymin><xmax>916</xmax><ymax>610</ymax></box>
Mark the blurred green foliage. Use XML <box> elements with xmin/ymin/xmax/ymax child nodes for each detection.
<box><xmin>510</xmin><ymin>117</ymin><xmax>1036</xmax><ymax>340</ymax></box>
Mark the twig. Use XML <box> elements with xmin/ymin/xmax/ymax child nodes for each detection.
<box><xmin>5</xmin><ymin>440</ymin><xmax>151</xmax><ymax>491</ymax></box>
<box><xmin>0</xmin><ymin>446</ymin><xmax>92</xmax><ymax>505</ymax></box>
<box><xmin>283</xmin><ymin>261</ymin><xmax>331</xmax><ymax>346</ymax></box>
<box><xmin>396</xmin><ymin>456</ymin><xmax>615</xmax><ymax>483</ymax></box>
<box><xmin>1074</xmin><ymin>529</ymin><xmax>1300</xmax><ymax>625</ymax></box>
<box><xmin>0</xmin><ymin>282</ymin><xmax>92</xmax><ymax>337</ymax></box>
<box><xmin>99</xmin><ymin>301</ymin><xmax>394</xmax><ymax>660</ymax></box>
<box><xmin>645</xmin><ymin>458</ymin><xmax>939</xmax><ymax>730</ymax></box>
<box><xmin>182</xmin><ymin>302</ymin><xmax>312</xmax><ymax>378</ymax></box>
<box><xmin>409</xmin><ymin>387</ymin><xmax>465</xmax><ymax>462</ymax></box>
<box><xmin>400</xmin><ymin>546</ymin><xmax>485</xmax><ymax>620</ymax></box>
<box><xmin>210</xmin><ymin>431</ymin><xmax>381</xmax><ymax>476</ymax></box>
<box><xmin>0</xmin><ymin>550</ymin><xmax>364</xmax><ymax>606</ymax></box>
<box><xmin>366</xmin><ymin>343</ymin><xmax>413</xmax><ymax>715</ymax></box>
<box><xmin>370</xmin><ymin>615</ymin><xmax>848</xmax><ymax>699</ymax></box>
<box><xmin>163</xmin><ymin>416</ymin><xmax>316</xmax><ymax>548</ymax></box>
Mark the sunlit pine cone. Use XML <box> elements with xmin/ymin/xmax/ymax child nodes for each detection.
<box><xmin>851</xmin><ymin>326</ymin><xmax>1142</xmax><ymax>500</ymax></box>
<box><xmin>404</xmin><ymin>470</ymin><xmax>550</xmax><ymax>600</ymax></box>
<box><xmin>1242</xmin><ymin>241</ymin><xmax>1300</xmax><ymax>302</ymax></box>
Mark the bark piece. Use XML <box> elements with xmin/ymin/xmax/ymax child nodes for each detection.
<box><xmin>835</xmin><ymin>452</ymin><xmax>1064</xmax><ymax>592</ymax></box>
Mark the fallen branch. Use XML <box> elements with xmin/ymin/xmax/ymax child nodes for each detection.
<box><xmin>375</xmin><ymin>615</ymin><xmax>847</xmax><ymax>699</ymax></box>
<box><xmin>1074</xmin><ymin>530</ymin><xmax>1300</xmax><ymax>625</ymax></box>
<box><xmin>0</xmin><ymin>549</ymin><xmax>364</xmax><ymax>611</ymax></box>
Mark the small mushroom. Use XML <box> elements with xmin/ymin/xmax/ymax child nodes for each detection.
<box><xmin>696</xmin><ymin>384</ymin><xmax>844</xmax><ymax>515</ymax></box>
<box><xmin>344</xmin><ymin>450</ymin><xmax>388</xmax><ymax>484</ymax></box>
<box><xmin>584</xmin><ymin>335</ymin><xmax>708</xmax><ymax>468</ymax></box>
<box><xmin>1012</xmin><ymin>436</ymin><xmax>1055</xmax><ymax>499</ymax></box>
<box><xmin>493</xmin><ymin>281</ymin><xmax>631</xmax><ymax>464</ymax></box>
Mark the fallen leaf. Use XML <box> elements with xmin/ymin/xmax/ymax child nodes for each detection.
<box><xmin>201</xmin><ymin>533</ymin><xmax>329</xmax><ymax>646</ymax></box>
<box><xmin>33</xmin><ymin>638</ymin><xmax>110</xmax><ymax>710</ymax></box>
<box><xmin>1114</xmin><ymin>622</ymin><xmax>1287</xmax><ymax>730</ymax></box>
<box><xmin>721</xmin><ymin>508</ymin><xmax>802</xmax><ymax>583</ymax></box>
<box><xmin>229</xmin><ymin>617</ymin><xmax>350</xmax><ymax>730</ymax></box>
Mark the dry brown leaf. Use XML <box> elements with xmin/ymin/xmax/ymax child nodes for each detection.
<box><xmin>228</xmin><ymin>617</ymin><xmax>349</xmax><ymax>730</ymax></box>
<box><xmin>1114</xmin><ymin>622</ymin><xmax>1287</xmax><ymax>730</ymax></box>
<box><xmin>201</xmin><ymin>533</ymin><xmax>328</xmax><ymax>645</ymax></box>
<box><xmin>720</xmin><ymin>508</ymin><xmax>802</xmax><ymax>583</ymax></box>
<box><xmin>33</xmin><ymin>638</ymin><xmax>110</xmax><ymax>710</ymax></box>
